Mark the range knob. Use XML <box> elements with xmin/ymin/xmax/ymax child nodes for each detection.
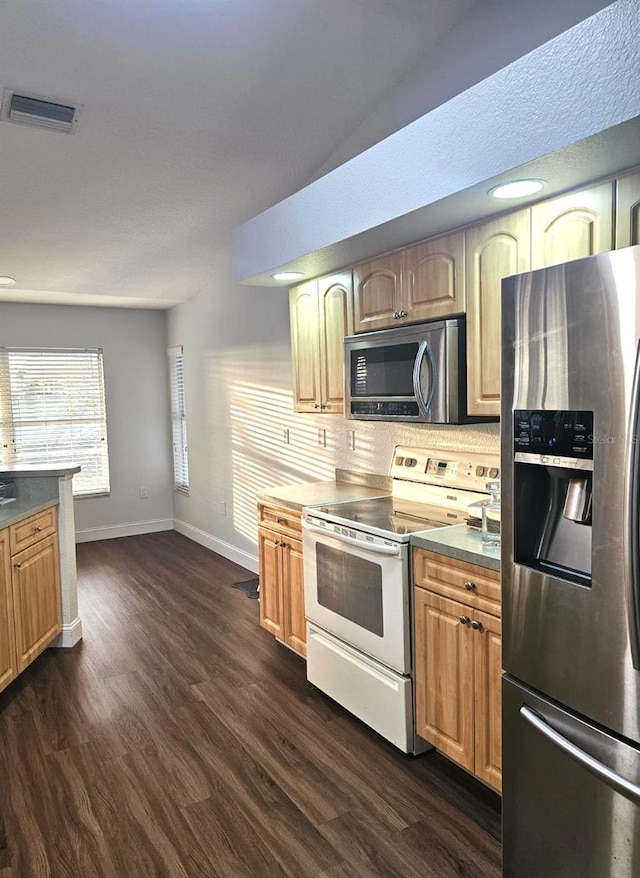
<box><xmin>489</xmin><ymin>467</ymin><xmax>499</xmax><ymax>478</ymax></box>
<box><xmin>475</xmin><ymin>466</ymin><xmax>486</xmax><ymax>477</ymax></box>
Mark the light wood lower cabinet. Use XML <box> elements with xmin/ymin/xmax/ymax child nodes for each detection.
<box><xmin>413</xmin><ymin>548</ymin><xmax>502</xmax><ymax>792</ymax></box>
<box><xmin>257</xmin><ymin>503</ymin><xmax>306</xmax><ymax>657</ymax></box>
<box><xmin>0</xmin><ymin>508</ymin><xmax>62</xmax><ymax>695</ymax></box>
<box><xmin>0</xmin><ymin>530</ymin><xmax>18</xmax><ymax>692</ymax></box>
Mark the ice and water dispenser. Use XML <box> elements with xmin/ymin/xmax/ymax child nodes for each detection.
<box><xmin>513</xmin><ymin>410</ymin><xmax>593</xmax><ymax>585</ymax></box>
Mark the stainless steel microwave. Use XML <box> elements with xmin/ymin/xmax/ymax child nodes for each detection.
<box><xmin>344</xmin><ymin>317</ymin><xmax>492</xmax><ymax>424</ymax></box>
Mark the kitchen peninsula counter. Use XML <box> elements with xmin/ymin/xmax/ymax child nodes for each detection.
<box><xmin>411</xmin><ymin>524</ymin><xmax>500</xmax><ymax>572</ymax></box>
<box><xmin>0</xmin><ymin>497</ymin><xmax>59</xmax><ymax>530</ymax></box>
<box><xmin>0</xmin><ymin>465</ymin><xmax>82</xmax><ymax>649</ymax></box>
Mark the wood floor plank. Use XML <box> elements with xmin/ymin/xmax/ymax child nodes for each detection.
<box><xmin>0</xmin><ymin>531</ymin><xmax>501</xmax><ymax>877</ymax></box>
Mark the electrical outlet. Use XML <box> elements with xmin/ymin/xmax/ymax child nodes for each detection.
<box><xmin>139</xmin><ymin>486</ymin><xmax>148</xmax><ymax>499</ymax></box>
<box><xmin>283</xmin><ymin>428</ymin><xmax>290</xmax><ymax>444</ymax></box>
<box><xmin>317</xmin><ymin>428</ymin><xmax>326</xmax><ymax>448</ymax></box>
<box><xmin>217</xmin><ymin>500</ymin><xmax>227</xmax><ymax>516</ymax></box>
<box><xmin>346</xmin><ymin>429</ymin><xmax>355</xmax><ymax>451</ymax></box>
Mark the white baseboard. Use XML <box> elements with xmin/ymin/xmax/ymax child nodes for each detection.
<box><xmin>51</xmin><ymin>616</ymin><xmax>83</xmax><ymax>648</ymax></box>
<box><xmin>75</xmin><ymin>518</ymin><xmax>174</xmax><ymax>543</ymax></box>
<box><xmin>174</xmin><ymin>518</ymin><xmax>258</xmax><ymax>574</ymax></box>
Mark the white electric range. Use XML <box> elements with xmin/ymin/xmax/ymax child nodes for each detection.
<box><xmin>302</xmin><ymin>445</ymin><xmax>500</xmax><ymax>753</ymax></box>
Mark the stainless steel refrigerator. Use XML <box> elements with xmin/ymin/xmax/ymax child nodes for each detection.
<box><xmin>501</xmin><ymin>246</ymin><xmax>640</xmax><ymax>878</ymax></box>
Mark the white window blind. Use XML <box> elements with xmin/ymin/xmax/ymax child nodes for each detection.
<box><xmin>168</xmin><ymin>346</ymin><xmax>189</xmax><ymax>494</ymax></box>
<box><xmin>0</xmin><ymin>348</ymin><xmax>110</xmax><ymax>497</ymax></box>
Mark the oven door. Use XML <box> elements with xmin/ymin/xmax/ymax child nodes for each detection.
<box><xmin>302</xmin><ymin>518</ymin><xmax>410</xmax><ymax>674</ymax></box>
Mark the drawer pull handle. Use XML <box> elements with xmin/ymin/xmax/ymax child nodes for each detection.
<box><xmin>34</xmin><ymin>526</ymin><xmax>42</xmax><ymax>532</ymax></box>
<box><xmin>14</xmin><ymin>563</ymin><xmax>22</xmax><ymax>569</ymax></box>
<box><xmin>276</xmin><ymin>518</ymin><xmax>287</xmax><ymax>525</ymax></box>
<box><xmin>464</xmin><ymin>580</ymin><xmax>476</xmax><ymax>591</ymax></box>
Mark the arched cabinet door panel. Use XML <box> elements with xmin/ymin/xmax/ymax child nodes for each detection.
<box><xmin>465</xmin><ymin>210</ymin><xmax>531</xmax><ymax>418</ymax></box>
<box><xmin>531</xmin><ymin>182</ymin><xmax>613</xmax><ymax>269</ymax></box>
<box><xmin>353</xmin><ymin>253</ymin><xmax>402</xmax><ymax>332</ymax></box>
<box><xmin>403</xmin><ymin>231</ymin><xmax>465</xmax><ymax>321</ymax></box>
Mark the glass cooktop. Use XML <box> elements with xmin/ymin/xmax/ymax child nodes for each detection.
<box><xmin>309</xmin><ymin>495</ymin><xmax>462</xmax><ymax>538</ymax></box>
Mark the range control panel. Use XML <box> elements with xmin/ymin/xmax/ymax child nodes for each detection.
<box><xmin>389</xmin><ymin>445</ymin><xmax>500</xmax><ymax>491</ymax></box>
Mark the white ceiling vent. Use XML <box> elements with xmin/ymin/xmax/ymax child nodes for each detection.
<box><xmin>1</xmin><ymin>88</ymin><xmax>82</xmax><ymax>133</ymax></box>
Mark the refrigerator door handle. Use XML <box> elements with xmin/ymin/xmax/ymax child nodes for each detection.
<box><xmin>521</xmin><ymin>706</ymin><xmax>640</xmax><ymax>804</ymax></box>
<box><xmin>623</xmin><ymin>340</ymin><xmax>640</xmax><ymax>670</ymax></box>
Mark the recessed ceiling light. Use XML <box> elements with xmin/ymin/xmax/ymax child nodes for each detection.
<box><xmin>0</xmin><ymin>276</ymin><xmax>16</xmax><ymax>286</ymax></box>
<box><xmin>272</xmin><ymin>271</ymin><xmax>304</xmax><ymax>281</ymax></box>
<box><xmin>490</xmin><ymin>180</ymin><xmax>545</xmax><ymax>199</ymax></box>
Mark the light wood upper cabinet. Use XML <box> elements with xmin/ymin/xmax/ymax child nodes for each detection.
<box><xmin>317</xmin><ymin>273</ymin><xmax>353</xmax><ymax>413</ymax></box>
<box><xmin>616</xmin><ymin>170</ymin><xmax>640</xmax><ymax>248</ymax></box>
<box><xmin>290</xmin><ymin>281</ymin><xmax>321</xmax><ymax>412</ymax></box>
<box><xmin>290</xmin><ymin>271</ymin><xmax>352</xmax><ymax>413</ymax></box>
<box><xmin>531</xmin><ymin>182</ymin><xmax>614</xmax><ymax>269</ymax></box>
<box><xmin>353</xmin><ymin>231</ymin><xmax>465</xmax><ymax>332</ymax></box>
<box><xmin>353</xmin><ymin>252</ymin><xmax>402</xmax><ymax>332</ymax></box>
<box><xmin>0</xmin><ymin>530</ymin><xmax>17</xmax><ymax>694</ymax></box>
<box><xmin>466</xmin><ymin>210</ymin><xmax>530</xmax><ymax>418</ymax></box>
<box><xmin>403</xmin><ymin>231</ymin><xmax>465</xmax><ymax>322</ymax></box>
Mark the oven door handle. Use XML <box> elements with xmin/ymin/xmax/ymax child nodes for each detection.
<box><xmin>302</xmin><ymin>520</ymin><xmax>401</xmax><ymax>556</ymax></box>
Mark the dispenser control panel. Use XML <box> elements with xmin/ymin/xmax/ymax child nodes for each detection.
<box><xmin>514</xmin><ymin>410</ymin><xmax>593</xmax><ymax>460</ymax></box>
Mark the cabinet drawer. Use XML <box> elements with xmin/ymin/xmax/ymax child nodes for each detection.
<box><xmin>413</xmin><ymin>548</ymin><xmax>500</xmax><ymax>616</ymax></box>
<box><xmin>257</xmin><ymin>504</ymin><xmax>302</xmax><ymax>538</ymax></box>
<box><xmin>10</xmin><ymin>506</ymin><xmax>57</xmax><ymax>555</ymax></box>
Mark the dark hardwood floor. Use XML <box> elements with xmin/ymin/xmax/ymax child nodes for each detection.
<box><xmin>0</xmin><ymin>531</ymin><xmax>501</xmax><ymax>877</ymax></box>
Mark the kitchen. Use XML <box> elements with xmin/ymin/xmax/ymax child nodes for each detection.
<box><xmin>1</xmin><ymin>1</ymin><xmax>640</xmax><ymax>876</ymax></box>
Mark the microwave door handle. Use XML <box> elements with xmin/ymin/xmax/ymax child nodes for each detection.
<box><xmin>623</xmin><ymin>340</ymin><xmax>640</xmax><ymax>670</ymax></box>
<box><xmin>302</xmin><ymin>520</ymin><xmax>401</xmax><ymax>556</ymax></box>
<box><xmin>413</xmin><ymin>340</ymin><xmax>436</xmax><ymax>418</ymax></box>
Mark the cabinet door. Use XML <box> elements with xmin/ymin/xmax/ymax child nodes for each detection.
<box><xmin>283</xmin><ymin>537</ymin><xmax>306</xmax><ymax>657</ymax></box>
<box><xmin>473</xmin><ymin>608</ymin><xmax>502</xmax><ymax>793</ymax></box>
<box><xmin>531</xmin><ymin>182</ymin><xmax>614</xmax><ymax>269</ymax></box>
<box><xmin>258</xmin><ymin>527</ymin><xmax>284</xmax><ymax>639</ymax></box>
<box><xmin>466</xmin><ymin>210</ymin><xmax>530</xmax><ymax>417</ymax></box>
<box><xmin>414</xmin><ymin>588</ymin><xmax>474</xmax><ymax>771</ymax></box>
<box><xmin>318</xmin><ymin>272</ymin><xmax>353</xmax><ymax>414</ymax></box>
<box><xmin>0</xmin><ymin>530</ymin><xmax>17</xmax><ymax>693</ymax></box>
<box><xmin>616</xmin><ymin>170</ymin><xmax>640</xmax><ymax>248</ymax></box>
<box><xmin>353</xmin><ymin>252</ymin><xmax>402</xmax><ymax>332</ymax></box>
<box><xmin>403</xmin><ymin>231</ymin><xmax>465</xmax><ymax>321</ymax></box>
<box><xmin>12</xmin><ymin>534</ymin><xmax>61</xmax><ymax>672</ymax></box>
<box><xmin>289</xmin><ymin>281</ymin><xmax>321</xmax><ymax>412</ymax></box>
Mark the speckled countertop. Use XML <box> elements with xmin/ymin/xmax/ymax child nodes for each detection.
<box><xmin>411</xmin><ymin>524</ymin><xmax>500</xmax><ymax>572</ymax></box>
<box><xmin>0</xmin><ymin>497</ymin><xmax>59</xmax><ymax>530</ymax></box>
<box><xmin>258</xmin><ymin>479</ymin><xmax>390</xmax><ymax>513</ymax></box>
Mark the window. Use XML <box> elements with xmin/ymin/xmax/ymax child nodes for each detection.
<box><xmin>0</xmin><ymin>347</ymin><xmax>110</xmax><ymax>497</ymax></box>
<box><xmin>168</xmin><ymin>345</ymin><xmax>189</xmax><ymax>494</ymax></box>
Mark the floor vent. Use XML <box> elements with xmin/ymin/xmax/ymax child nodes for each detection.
<box><xmin>1</xmin><ymin>88</ymin><xmax>82</xmax><ymax>133</ymax></box>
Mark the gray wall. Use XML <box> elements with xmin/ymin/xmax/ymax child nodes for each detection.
<box><xmin>0</xmin><ymin>303</ymin><xmax>174</xmax><ymax>539</ymax></box>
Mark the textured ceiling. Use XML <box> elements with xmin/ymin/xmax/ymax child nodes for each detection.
<box><xmin>0</xmin><ymin>0</ymin><xmax>478</xmax><ymax>309</ymax></box>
